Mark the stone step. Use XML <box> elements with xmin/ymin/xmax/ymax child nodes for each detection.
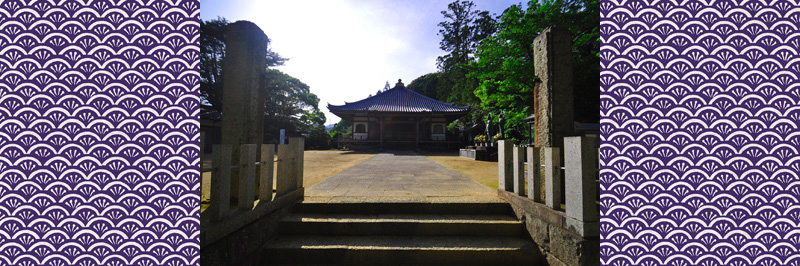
<box><xmin>261</xmin><ymin>235</ymin><xmax>542</xmax><ymax>265</ymax></box>
<box><xmin>293</xmin><ymin>202</ymin><xmax>514</xmax><ymax>215</ymax></box>
<box><xmin>279</xmin><ymin>213</ymin><xmax>524</xmax><ymax>236</ymax></box>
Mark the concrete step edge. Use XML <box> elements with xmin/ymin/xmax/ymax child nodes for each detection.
<box><xmin>261</xmin><ymin>236</ymin><xmax>542</xmax><ymax>265</ymax></box>
<box><xmin>292</xmin><ymin>202</ymin><xmax>514</xmax><ymax>215</ymax></box>
<box><xmin>263</xmin><ymin>235</ymin><xmax>537</xmax><ymax>250</ymax></box>
<box><xmin>280</xmin><ymin>213</ymin><xmax>522</xmax><ymax>224</ymax></box>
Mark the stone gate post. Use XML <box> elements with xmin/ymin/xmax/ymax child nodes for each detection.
<box><xmin>532</xmin><ymin>26</ymin><xmax>574</xmax><ymax>200</ymax></box>
<box><xmin>220</xmin><ymin>21</ymin><xmax>268</xmax><ymax>200</ymax></box>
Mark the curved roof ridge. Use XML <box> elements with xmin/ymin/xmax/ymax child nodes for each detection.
<box><xmin>327</xmin><ymin>85</ymin><xmax>469</xmax><ymax>113</ymax></box>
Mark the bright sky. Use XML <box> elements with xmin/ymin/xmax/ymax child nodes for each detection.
<box><xmin>200</xmin><ymin>0</ymin><xmax>522</xmax><ymax>124</ymax></box>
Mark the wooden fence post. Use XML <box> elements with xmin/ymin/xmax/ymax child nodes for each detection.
<box><xmin>210</xmin><ymin>144</ymin><xmax>232</xmax><ymax>221</ymax></box>
<box><xmin>544</xmin><ymin>147</ymin><xmax>561</xmax><ymax>209</ymax></box>
<box><xmin>259</xmin><ymin>144</ymin><xmax>275</xmax><ymax>202</ymax></box>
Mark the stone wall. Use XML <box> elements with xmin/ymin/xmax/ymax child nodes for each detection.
<box><xmin>201</xmin><ymin>189</ymin><xmax>303</xmax><ymax>266</ymax></box>
<box><xmin>499</xmin><ymin>190</ymin><xmax>599</xmax><ymax>266</ymax></box>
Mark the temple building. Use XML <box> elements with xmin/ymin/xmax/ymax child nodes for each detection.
<box><xmin>328</xmin><ymin>80</ymin><xmax>469</xmax><ymax>150</ymax></box>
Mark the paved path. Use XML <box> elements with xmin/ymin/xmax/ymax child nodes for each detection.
<box><xmin>304</xmin><ymin>151</ymin><xmax>502</xmax><ymax>203</ymax></box>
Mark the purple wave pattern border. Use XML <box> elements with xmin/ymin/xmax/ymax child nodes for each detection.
<box><xmin>600</xmin><ymin>1</ymin><xmax>800</xmax><ymax>266</ymax></box>
<box><xmin>0</xmin><ymin>1</ymin><xmax>200</xmax><ymax>266</ymax></box>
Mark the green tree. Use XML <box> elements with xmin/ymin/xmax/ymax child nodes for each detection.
<box><xmin>200</xmin><ymin>17</ymin><xmax>287</xmax><ymax>112</ymax></box>
<box><xmin>470</xmin><ymin>0</ymin><xmax>599</xmax><ymax>139</ymax></box>
<box><xmin>437</xmin><ymin>1</ymin><xmax>496</xmax><ymax>72</ymax></box>
<box><xmin>199</xmin><ymin>18</ymin><xmax>228</xmax><ymax>111</ymax></box>
<box><xmin>327</xmin><ymin>120</ymin><xmax>352</xmax><ymax>149</ymax></box>
<box><xmin>298</xmin><ymin>108</ymin><xmax>329</xmax><ymax>149</ymax></box>
<box><xmin>407</xmin><ymin>72</ymin><xmax>453</xmax><ymax>101</ymax></box>
<box><xmin>200</xmin><ymin>17</ymin><xmax>330</xmax><ymax>148</ymax></box>
<box><xmin>429</xmin><ymin>1</ymin><xmax>498</xmax><ymax>131</ymax></box>
<box><xmin>329</xmin><ymin>120</ymin><xmax>352</xmax><ymax>136</ymax></box>
<box><xmin>262</xmin><ymin>69</ymin><xmax>324</xmax><ymax>143</ymax></box>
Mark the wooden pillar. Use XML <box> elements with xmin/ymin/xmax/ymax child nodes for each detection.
<box><xmin>379</xmin><ymin>117</ymin><xmax>384</xmax><ymax>149</ymax></box>
<box><xmin>415</xmin><ymin>118</ymin><xmax>419</xmax><ymax>151</ymax></box>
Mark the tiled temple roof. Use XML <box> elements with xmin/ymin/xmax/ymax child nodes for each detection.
<box><xmin>327</xmin><ymin>81</ymin><xmax>469</xmax><ymax>114</ymax></box>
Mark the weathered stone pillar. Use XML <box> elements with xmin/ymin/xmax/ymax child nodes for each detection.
<box><xmin>200</xmin><ymin>131</ymin><xmax>205</xmax><ymax>200</ymax></box>
<box><xmin>210</xmin><ymin>144</ymin><xmax>232</xmax><ymax>221</ymax></box>
<box><xmin>220</xmin><ymin>21</ymin><xmax>268</xmax><ymax>200</ymax></box>
<box><xmin>564</xmin><ymin>136</ymin><xmax>598</xmax><ymax>237</ymax></box>
<box><xmin>497</xmin><ymin>140</ymin><xmax>514</xmax><ymax>191</ymax></box>
<box><xmin>237</xmin><ymin>144</ymin><xmax>257</xmax><ymax>211</ymax></box>
<box><xmin>275</xmin><ymin>140</ymin><xmax>295</xmax><ymax>196</ymax></box>
<box><xmin>295</xmin><ymin>137</ymin><xmax>305</xmax><ymax>189</ymax></box>
<box><xmin>544</xmin><ymin>147</ymin><xmax>562</xmax><ymax>209</ymax></box>
<box><xmin>513</xmin><ymin>145</ymin><xmax>525</xmax><ymax>196</ymax></box>
<box><xmin>533</xmin><ymin>26</ymin><xmax>574</xmax><ymax>201</ymax></box>
<box><xmin>259</xmin><ymin>144</ymin><xmax>275</xmax><ymax>202</ymax></box>
<box><xmin>526</xmin><ymin>147</ymin><xmax>541</xmax><ymax>201</ymax></box>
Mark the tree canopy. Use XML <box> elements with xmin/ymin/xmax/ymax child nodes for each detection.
<box><xmin>409</xmin><ymin>0</ymin><xmax>599</xmax><ymax>142</ymax></box>
<box><xmin>408</xmin><ymin>1</ymin><xmax>498</xmax><ymax>131</ymax></box>
<box><xmin>200</xmin><ymin>18</ymin><xmax>331</xmax><ymax>149</ymax></box>
<box><xmin>200</xmin><ymin>17</ymin><xmax>287</xmax><ymax>112</ymax></box>
<box><xmin>436</xmin><ymin>1</ymin><xmax>497</xmax><ymax>72</ymax></box>
<box><xmin>471</xmin><ymin>0</ymin><xmax>599</xmax><ymax>134</ymax></box>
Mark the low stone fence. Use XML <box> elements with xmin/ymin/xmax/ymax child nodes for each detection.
<box><xmin>200</xmin><ymin>137</ymin><xmax>305</xmax><ymax>266</ymax></box>
<box><xmin>498</xmin><ymin>136</ymin><xmax>599</xmax><ymax>266</ymax></box>
<box><xmin>459</xmin><ymin>148</ymin><xmax>476</xmax><ymax>159</ymax></box>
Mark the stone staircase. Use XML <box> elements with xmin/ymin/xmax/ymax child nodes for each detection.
<box><xmin>261</xmin><ymin>202</ymin><xmax>543</xmax><ymax>265</ymax></box>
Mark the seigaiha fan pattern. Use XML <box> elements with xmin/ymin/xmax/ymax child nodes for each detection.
<box><xmin>0</xmin><ymin>1</ymin><xmax>200</xmax><ymax>266</ymax></box>
<box><xmin>600</xmin><ymin>1</ymin><xmax>800</xmax><ymax>266</ymax></box>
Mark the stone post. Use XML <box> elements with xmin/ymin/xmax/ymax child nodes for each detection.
<box><xmin>533</xmin><ymin>27</ymin><xmax>574</xmax><ymax>200</ymax></box>
<box><xmin>220</xmin><ymin>21</ymin><xmax>268</xmax><ymax>200</ymax></box>
<box><xmin>259</xmin><ymin>144</ymin><xmax>275</xmax><ymax>202</ymax></box>
<box><xmin>497</xmin><ymin>140</ymin><xmax>514</xmax><ymax>192</ymax></box>
<box><xmin>294</xmin><ymin>137</ymin><xmax>304</xmax><ymax>189</ymax></box>
<box><xmin>275</xmin><ymin>144</ymin><xmax>290</xmax><ymax>195</ymax></box>
<box><xmin>237</xmin><ymin>144</ymin><xmax>256</xmax><ymax>211</ymax></box>
<box><xmin>200</xmin><ymin>131</ymin><xmax>204</xmax><ymax>199</ymax></box>
<box><xmin>527</xmin><ymin>147</ymin><xmax>541</xmax><ymax>201</ymax></box>
<box><xmin>564</xmin><ymin>136</ymin><xmax>599</xmax><ymax>236</ymax></box>
<box><xmin>544</xmin><ymin>147</ymin><xmax>561</xmax><ymax>209</ymax></box>
<box><xmin>276</xmin><ymin>137</ymin><xmax>302</xmax><ymax>196</ymax></box>
<box><xmin>513</xmin><ymin>145</ymin><xmax>525</xmax><ymax>196</ymax></box>
<box><xmin>533</xmin><ymin>26</ymin><xmax>574</xmax><ymax>149</ymax></box>
<box><xmin>210</xmin><ymin>144</ymin><xmax>232</xmax><ymax>221</ymax></box>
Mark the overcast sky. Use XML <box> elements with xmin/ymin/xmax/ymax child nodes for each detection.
<box><xmin>200</xmin><ymin>0</ymin><xmax>522</xmax><ymax>124</ymax></box>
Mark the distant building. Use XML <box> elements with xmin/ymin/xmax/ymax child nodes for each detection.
<box><xmin>328</xmin><ymin>79</ymin><xmax>469</xmax><ymax>150</ymax></box>
<box><xmin>200</xmin><ymin>105</ymin><xmax>222</xmax><ymax>153</ymax></box>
